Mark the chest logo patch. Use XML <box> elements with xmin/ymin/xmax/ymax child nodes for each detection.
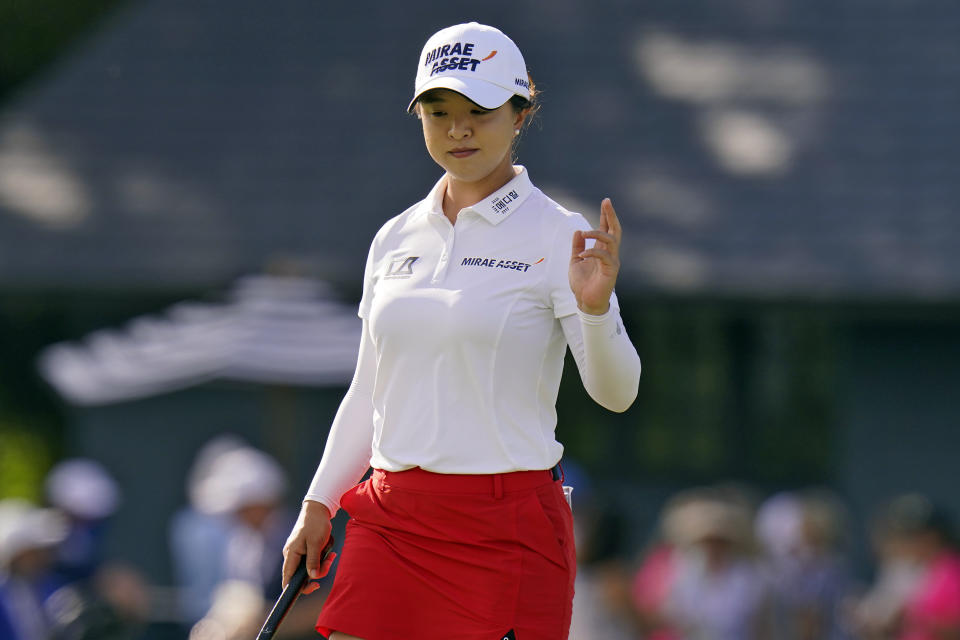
<box><xmin>385</xmin><ymin>256</ymin><xmax>419</xmax><ymax>279</ymax></box>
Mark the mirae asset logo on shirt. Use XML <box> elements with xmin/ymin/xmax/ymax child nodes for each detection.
<box><xmin>461</xmin><ymin>257</ymin><xmax>545</xmax><ymax>272</ymax></box>
<box><xmin>384</xmin><ymin>255</ymin><xmax>544</xmax><ymax>277</ymax></box>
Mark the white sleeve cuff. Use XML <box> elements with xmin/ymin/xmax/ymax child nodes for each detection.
<box><xmin>302</xmin><ymin>494</ymin><xmax>339</xmax><ymax>516</ymax></box>
<box><xmin>576</xmin><ymin>305</ymin><xmax>617</xmax><ymax>325</ymax></box>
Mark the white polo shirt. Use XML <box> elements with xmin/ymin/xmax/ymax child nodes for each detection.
<box><xmin>359</xmin><ymin>166</ymin><xmax>619</xmax><ymax>474</ymax></box>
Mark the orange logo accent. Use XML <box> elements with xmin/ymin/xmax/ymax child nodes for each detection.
<box><xmin>533</xmin><ymin>258</ymin><xmax>545</xmax><ymax>265</ymax></box>
<box><xmin>481</xmin><ymin>50</ymin><xmax>498</xmax><ymax>61</ymax></box>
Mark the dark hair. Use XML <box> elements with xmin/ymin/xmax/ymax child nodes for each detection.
<box><xmin>509</xmin><ymin>73</ymin><xmax>540</xmax><ymax>127</ymax></box>
<box><xmin>509</xmin><ymin>74</ymin><xmax>539</xmax><ymax>161</ymax></box>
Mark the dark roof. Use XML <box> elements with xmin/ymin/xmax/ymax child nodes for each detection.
<box><xmin>1</xmin><ymin>0</ymin><xmax>958</xmax><ymax>298</ymax></box>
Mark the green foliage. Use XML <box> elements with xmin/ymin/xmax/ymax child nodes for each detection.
<box><xmin>0</xmin><ymin>424</ymin><xmax>52</xmax><ymax>501</ymax></box>
<box><xmin>555</xmin><ymin>302</ymin><xmax>839</xmax><ymax>486</ymax></box>
<box><xmin>0</xmin><ymin>297</ymin><xmax>71</xmax><ymax>501</ymax></box>
<box><xmin>630</xmin><ymin>305</ymin><xmax>730</xmax><ymax>476</ymax></box>
<box><xmin>0</xmin><ymin>0</ymin><xmax>129</xmax><ymax>102</ymax></box>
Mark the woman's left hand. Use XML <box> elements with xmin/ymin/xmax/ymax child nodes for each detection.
<box><xmin>569</xmin><ymin>198</ymin><xmax>622</xmax><ymax>315</ymax></box>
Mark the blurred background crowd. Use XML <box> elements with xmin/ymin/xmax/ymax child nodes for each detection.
<box><xmin>568</xmin><ymin>477</ymin><xmax>960</xmax><ymax>640</ymax></box>
<box><xmin>1</xmin><ymin>439</ymin><xmax>329</xmax><ymax>640</ymax></box>
<box><xmin>2</xmin><ymin>0</ymin><xmax>959</xmax><ymax>639</ymax></box>
<box><xmin>5</xmin><ymin>446</ymin><xmax>960</xmax><ymax>639</ymax></box>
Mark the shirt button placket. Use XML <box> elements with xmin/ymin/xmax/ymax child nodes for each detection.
<box><xmin>432</xmin><ymin>224</ymin><xmax>456</xmax><ymax>283</ymax></box>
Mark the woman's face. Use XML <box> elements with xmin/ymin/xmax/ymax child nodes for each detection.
<box><xmin>418</xmin><ymin>89</ymin><xmax>524</xmax><ymax>185</ymax></box>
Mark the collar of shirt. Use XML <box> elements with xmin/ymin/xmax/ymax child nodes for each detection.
<box><xmin>420</xmin><ymin>166</ymin><xmax>535</xmax><ymax>225</ymax></box>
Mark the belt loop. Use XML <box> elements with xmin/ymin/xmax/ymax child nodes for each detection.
<box><xmin>493</xmin><ymin>474</ymin><xmax>504</xmax><ymax>499</ymax></box>
<box><xmin>550</xmin><ymin>464</ymin><xmax>564</xmax><ymax>482</ymax></box>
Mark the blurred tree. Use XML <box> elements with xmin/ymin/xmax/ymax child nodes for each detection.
<box><xmin>0</xmin><ymin>424</ymin><xmax>52</xmax><ymax>500</ymax></box>
<box><xmin>0</xmin><ymin>297</ymin><xmax>65</xmax><ymax>499</ymax></box>
<box><xmin>0</xmin><ymin>291</ymin><xmax>194</xmax><ymax>500</ymax></box>
<box><xmin>0</xmin><ymin>0</ymin><xmax>129</xmax><ymax>103</ymax></box>
<box><xmin>555</xmin><ymin>302</ymin><xmax>839</xmax><ymax>487</ymax></box>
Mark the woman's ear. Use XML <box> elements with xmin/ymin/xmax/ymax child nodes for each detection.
<box><xmin>513</xmin><ymin>108</ymin><xmax>529</xmax><ymax>131</ymax></box>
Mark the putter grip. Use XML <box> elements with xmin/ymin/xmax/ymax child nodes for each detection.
<box><xmin>256</xmin><ymin>558</ymin><xmax>308</xmax><ymax>640</ymax></box>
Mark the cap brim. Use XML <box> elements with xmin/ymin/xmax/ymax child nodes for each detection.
<box><xmin>407</xmin><ymin>76</ymin><xmax>515</xmax><ymax>112</ymax></box>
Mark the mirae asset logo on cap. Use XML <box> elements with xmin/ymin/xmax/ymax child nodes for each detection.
<box><xmin>423</xmin><ymin>40</ymin><xmax>530</xmax><ymax>90</ymax></box>
<box><xmin>423</xmin><ymin>41</ymin><xmax>491</xmax><ymax>76</ymax></box>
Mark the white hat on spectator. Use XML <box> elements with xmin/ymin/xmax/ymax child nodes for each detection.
<box><xmin>755</xmin><ymin>492</ymin><xmax>804</xmax><ymax>557</ymax></box>
<box><xmin>664</xmin><ymin>495</ymin><xmax>753</xmax><ymax>551</ymax></box>
<box><xmin>191</xmin><ymin>446</ymin><xmax>286</xmax><ymax>515</ymax></box>
<box><xmin>0</xmin><ymin>499</ymin><xmax>68</xmax><ymax>568</ymax></box>
<box><xmin>46</xmin><ymin>458</ymin><xmax>121</xmax><ymax>520</ymax></box>
<box><xmin>187</xmin><ymin>434</ymin><xmax>247</xmax><ymax>511</ymax></box>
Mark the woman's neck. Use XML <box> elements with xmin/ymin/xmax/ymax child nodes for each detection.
<box><xmin>442</xmin><ymin>162</ymin><xmax>519</xmax><ymax>224</ymax></box>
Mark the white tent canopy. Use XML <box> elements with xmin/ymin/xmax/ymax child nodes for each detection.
<box><xmin>38</xmin><ymin>275</ymin><xmax>362</xmax><ymax>405</ymax></box>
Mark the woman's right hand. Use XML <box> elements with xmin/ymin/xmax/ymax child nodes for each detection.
<box><xmin>282</xmin><ymin>499</ymin><xmax>335</xmax><ymax>594</ymax></box>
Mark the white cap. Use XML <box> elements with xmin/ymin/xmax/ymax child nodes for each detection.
<box><xmin>187</xmin><ymin>434</ymin><xmax>248</xmax><ymax>511</ymax></box>
<box><xmin>46</xmin><ymin>458</ymin><xmax>121</xmax><ymax>520</ymax></box>
<box><xmin>0</xmin><ymin>499</ymin><xmax>68</xmax><ymax>568</ymax></box>
<box><xmin>191</xmin><ymin>446</ymin><xmax>287</xmax><ymax>515</ymax></box>
<box><xmin>755</xmin><ymin>492</ymin><xmax>804</xmax><ymax>557</ymax></box>
<box><xmin>407</xmin><ymin>22</ymin><xmax>530</xmax><ymax>112</ymax></box>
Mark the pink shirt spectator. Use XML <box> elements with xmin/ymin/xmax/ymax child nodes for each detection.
<box><xmin>901</xmin><ymin>552</ymin><xmax>960</xmax><ymax>640</ymax></box>
<box><xmin>632</xmin><ymin>545</ymin><xmax>681</xmax><ymax>640</ymax></box>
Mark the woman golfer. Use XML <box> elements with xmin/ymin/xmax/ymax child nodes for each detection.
<box><xmin>282</xmin><ymin>22</ymin><xmax>641</xmax><ymax>640</ymax></box>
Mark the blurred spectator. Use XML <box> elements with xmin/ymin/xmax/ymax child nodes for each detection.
<box><xmin>569</xmin><ymin>489</ymin><xmax>636</xmax><ymax>640</ymax></box>
<box><xmin>44</xmin><ymin>458</ymin><xmax>120</xmax><ymax>583</ymax></box>
<box><xmin>756</xmin><ymin>489</ymin><xmax>855</xmax><ymax>640</ymax></box>
<box><xmin>43</xmin><ymin>458</ymin><xmax>149</xmax><ymax>635</ymax></box>
<box><xmin>849</xmin><ymin>503</ymin><xmax>924</xmax><ymax>639</ymax></box>
<box><xmin>169</xmin><ymin>434</ymin><xmax>245</xmax><ymax>624</ymax></box>
<box><xmin>566</xmin><ymin>459</ymin><xmax>639</xmax><ymax>639</ymax></box>
<box><xmin>0</xmin><ymin>499</ymin><xmax>68</xmax><ymax>639</ymax></box>
<box><xmin>0</xmin><ymin>464</ymin><xmax>148</xmax><ymax>640</ymax></box>
<box><xmin>651</xmin><ymin>486</ymin><xmax>773</xmax><ymax>640</ymax></box>
<box><xmin>851</xmin><ymin>494</ymin><xmax>960</xmax><ymax>640</ymax></box>
<box><xmin>170</xmin><ymin>437</ymin><xmax>299</xmax><ymax>638</ymax></box>
<box><xmin>632</xmin><ymin>536</ymin><xmax>681</xmax><ymax>640</ymax></box>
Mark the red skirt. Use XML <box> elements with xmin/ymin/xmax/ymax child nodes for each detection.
<box><xmin>315</xmin><ymin>467</ymin><xmax>576</xmax><ymax>640</ymax></box>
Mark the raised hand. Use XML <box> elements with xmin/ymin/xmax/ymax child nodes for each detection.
<box><xmin>569</xmin><ymin>198</ymin><xmax>622</xmax><ymax>315</ymax></box>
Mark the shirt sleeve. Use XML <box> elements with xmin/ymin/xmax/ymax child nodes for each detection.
<box><xmin>559</xmin><ymin>297</ymin><xmax>641</xmax><ymax>413</ymax></box>
<box><xmin>547</xmin><ymin>212</ymin><xmax>621</xmax><ymax>318</ymax></box>
<box><xmin>357</xmin><ymin>239</ymin><xmax>377</xmax><ymax>319</ymax></box>
<box><xmin>546</xmin><ymin>209</ymin><xmax>640</xmax><ymax>411</ymax></box>
<box><xmin>303</xmin><ymin>318</ymin><xmax>376</xmax><ymax>516</ymax></box>
<box><xmin>548</xmin><ymin>214</ymin><xmax>589</xmax><ymax>319</ymax></box>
